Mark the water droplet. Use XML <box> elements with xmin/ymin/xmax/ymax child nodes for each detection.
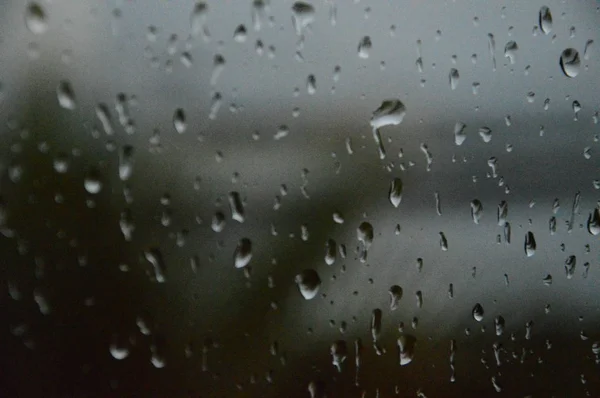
<box><xmin>370</xmin><ymin>99</ymin><xmax>406</xmax><ymax>129</ymax></box>
<box><xmin>478</xmin><ymin>127</ymin><xmax>492</xmax><ymax>143</ymax></box>
<box><xmin>251</xmin><ymin>0</ymin><xmax>266</xmax><ymax>31</ymax></box>
<box><xmin>330</xmin><ymin>340</ymin><xmax>348</xmax><ymax>372</ymax></box>
<box><xmin>539</xmin><ymin>6</ymin><xmax>553</xmax><ymax>34</ymax></box>
<box><xmin>53</xmin><ymin>153</ymin><xmax>69</xmax><ymax>174</ymax></box>
<box><xmin>118</xmin><ymin>145</ymin><xmax>134</xmax><ymax>181</ymax></box>
<box><xmin>497</xmin><ymin>201</ymin><xmax>508</xmax><ymax>226</ymax></box>
<box><xmin>357</xmin><ymin>221</ymin><xmax>374</xmax><ymax>250</ymax></box>
<box><xmin>233</xmin><ymin>24</ymin><xmax>247</xmax><ymax>42</ymax></box>
<box><xmin>228</xmin><ymin>191</ymin><xmax>245</xmax><ymax>223</ymax></box>
<box><xmin>211</xmin><ymin>54</ymin><xmax>225</xmax><ymax>85</ymax></box>
<box><xmin>470</xmin><ymin>199</ymin><xmax>483</xmax><ymax>224</ymax></box>
<box><xmin>274</xmin><ymin>125</ymin><xmax>289</xmax><ymax>140</ymax></box>
<box><xmin>449</xmin><ymin>68</ymin><xmax>459</xmax><ymax>90</ymax></box>
<box><xmin>524</xmin><ymin>231</ymin><xmax>536</xmax><ymax>257</ymax></box>
<box><xmin>292</xmin><ymin>2</ymin><xmax>315</xmax><ymax>36</ymax></box>
<box><xmin>358</xmin><ymin>36</ymin><xmax>372</xmax><ymax>59</ymax></box>
<box><xmin>584</xmin><ymin>39</ymin><xmax>594</xmax><ymax>60</ymax></box>
<box><xmin>560</xmin><ymin>48</ymin><xmax>581</xmax><ymax>78</ymax></box>
<box><xmin>587</xmin><ymin>207</ymin><xmax>600</xmax><ymax>235</ymax></box>
<box><xmin>325</xmin><ymin>239</ymin><xmax>337</xmax><ymax>265</ymax></box>
<box><xmin>495</xmin><ymin>316</ymin><xmax>505</xmax><ymax>336</ymax></box>
<box><xmin>209</xmin><ymin>92</ymin><xmax>222</xmax><ymax>120</ymax></box>
<box><xmin>234</xmin><ymin>238</ymin><xmax>252</xmax><ymax>268</ymax></box>
<box><xmin>95</xmin><ymin>104</ymin><xmax>114</xmax><ymax>135</ymax></box>
<box><xmin>397</xmin><ymin>334</ymin><xmax>416</xmax><ymax>365</ymax></box>
<box><xmin>109</xmin><ymin>336</ymin><xmax>130</xmax><ymax>360</ymax></box>
<box><xmin>388</xmin><ymin>178</ymin><xmax>403</xmax><ymax>208</ymax></box>
<box><xmin>573</xmin><ymin>100</ymin><xmax>582</xmax><ymax>121</ymax></box>
<box><xmin>472</xmin><ymin>303</ymin><xmax>484</xmax><ymax>322</ymax></box>
<box><xmin>565</xmin><ymin>255</ymin><xmax>576</xmax><ymax>279</ymax></box>
<box><xmin>173</xmin><ymin>108</ymin><xmax>187</xmax><ymax>134</ymax></box>
<box><xmin>84</xmin><ymin>169</ymin><xmax>102</xmax><ymax>194</ymax></box>
<box><xmin>295</xmin><ymin>269</ymin><xmax>321</xmax><ymax>300</ymax></box>
<box><xmin>306</xmin><ymin>74</ymin><xmax>316</xmax><ymax>95</ymax></box>
<box><xmin>439</xmin><ymin>232</ymin><xmax>448</xmax><ymax>251</ymax></box>
<box><xmin>454</xmin><ymin>122</ymin><xmax>466</xmax><ymax>146</ymax></box>
<box><xmin>144</xmin><ymin>248</ymin><xmax>167</xmax><ymax>283</ymax></box>
<box><xmin>56</xmin><ymin>81</ymin><xmax>76</xmax><ymax>110</ymax></box>
<box><xmin>371</xmin><ymin>309</ymin><xmax>382</xmax><ymax>342</ymax></box>
<box><xmin>25</xmin><ymin>3</ymin><xmax>47</xmax><ymax>34</ymax></box>
<box><xmin>504</xmin><ymin>41</ymin><xmax>518</xmax><ymax>64</ymax></box>
<box><xmin>487</xmin><ymin>33</ymin><xmax>497</xmax><ymax>71</ymax></box>
<box><xmin>389</xmin><ymin>285</ymin><xmax>403</xmax><ymax>311</ymax></box>
<box><xmin>190</xmin><ymin>2</ymin><xmax>209</xmax><ymax>38</ymax></box>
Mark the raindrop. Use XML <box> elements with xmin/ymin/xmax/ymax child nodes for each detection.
<box><xmin>358</xmin><ymin>36</ymin><xmax>372</xmax><ymax>59</ymax></box>
<box><xmin>211</xmin><ymin>54</ymin><xmax>225</xmax><ymax>86</ymax></box>
<box><xmin>504</xmin><ymin>41</ymin><xmax>518</xmax><ymax>64</ymax></box>
<box><xmin>389</xmin><ymin>285</ymin><xmax>403</xmax><ymax>311</ymax></box>
<box><xmin>25</xmin><ymin>3</ymin><xmax>47</xmax><ymax>34</ymax></box>
<box><xmin>173</xmin><ymin>108</ymin><xmax>187</xmax><ymax>133</ymax></box>
<box><xmin>478</xmin><ymin>127</ymin><xmax>492</xmax><ymax>143</ymax></box>
<box><xmin>144</xmin><ymin>248</ymin><xmax>167</xmax><ymax>283</ymax></box>
<box><xmin>497</xmin><ymin>201</ymin><xmax>508</xmax><ymax>226</ymax></box>
<box><xmin>560</xmin><ymin>48</ymin><xmax>581</xmax><ymax>78</ymax></box>
<box><xmin>118</xmin><ymin>145</ymin><xmax>134</xmax><ymax>181</ymax></box>
<box><xmin>228</xmin><ymin>192</ymin><xmax>245</xmax><ymax>223</ymax></box>
<box><xmin>389</xmin><ymin>178</ymin><xmax>403</xmax><ymax>207</ymax></box>
<box><xmin>454</xmin><ymin>122</ymin><xmax>466</xmax><ymax>146</ymax></box>
<box><xmin>291</xmin><ymin>2</ymin><xmax>315</xmax><ymax>36</ymax></box>
<box><xmin>324</xmin><ymin>239</ymin><xmax>337</xmax><ymax>265</ymax></box>
<box><xmin>357</xmin><ymin>222</ymin><xmax>374</xmax><ymax>250</ymax></box>
<box><xmin>109</xmin><ymin>336</ymin><xmax>130</xmax><ymax>360</ymax></box>
<box><xmin>524</xmin><ymin>231</ymin><xmax>536</xmax><ymax>257</ymax></box>
<box><xmin>370</xmin><ymin>99</ymin><xmax>406</xmax><ymax>129</ymax></box>
<box><xmin>234</xmin><ymin>238</ymin><xmax>252</xmax><ymax>268</ymax></box>
<box><xmin>306</xmin><ymin>74</ymin><xmax>316</xmax><ymax>95</ymax></box>
<box><xmin>543</xmin><ymin>274</ymin><xmax>552</xmax><ymax>286</ymax></box>
<box><xmin>439</xmin><ymin>232</ymin><xmax>448</xmax><ymax>251</ymax></box>
<box><xmin>397</xmin><ymin>334</ymin><xmax>416</xmax><ymax>365</ymax></box>
<box><xmin>96</xmin><ymin>104</ymin><xmax>114</xmax><ymax>135</ymax></box>
<box><xmin>565</xmin><ymin>255</ymin><xmax>576</xmax><ymax>279</ymax></box>
<box><xmin>449</xmin><ymin>68</ymin><xmax>459</xmax><ymax>90</ymax></box>
<box><xmin>295</xmin><ymin>269</ymin><xmax>321</xmax><ymax>300</ymax></box>
<box><xmin>371</xmin><ymin>309</ymin><xmax>382</xmax><ymax>342</ymax></box>
<box><xmin>472</xmin><ymin>303</ymin><xmax>484</xmax><ymax>322</ymax></box>
<box><xmin>233</xmin><ymin>24</ymin><xmax>247</xmax><ymax>42</ymax></box>
<box><xmin>587</xmin><ymin>207</ymin><xmax>600</xmax><ymax>235</ymax></box>
<box><xmin>84</xmin><ymin>169</ymin><xmax>102</xmax><ymax>194</ymax></box>
<box><xmin>57</xmin><ymin>81</ymin><xmax>76</xmax><ymax>110</ymax></box>
<box><xmin>190</xmin><ymin>2</ymin><xmax>209</xmax><ymax>38</ymax></box>
<box><xmin>211</xmin><ymin>212</ymin><xmax>225</xmax><ymax>232</ymax></box>
<box><xmin>584</xmin><ymin>40</ymin><xmax>594</xmax><ymax>60</ymax></box>
<box><xmin>330</xmin><ymin>340</ymin><xmax>348</xmax><ymax>372</ymax></box>
<box><xmin>487</xmin><ymin>33</ymin><xmax>497</xmax><ymax>71</ymax></box>
<box><xmin>539</xmin><ymin>6</ymin><xmax>552</xmax><ymax>34</ymax></box>
<box><xmin>470</xmin><ymin>199</ymin><xmax>483</xmax><ymax>224</ymax></box>
<box><xmin>495</xmin><ymin>316</ymin><xmax>505</xmax><ymax>336</ymax></box>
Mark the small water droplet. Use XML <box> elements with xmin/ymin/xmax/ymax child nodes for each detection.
<box><xmin>234</xmin><ymin>238</ymin><xmax>252</xmax><ymax>268</ymax></box>
<box><xmin>439</xmin><ymin>232</ymin><xmax>448</xmax><ymax>251</ymax></box>
<box><xmin>57</xmin><ymin>81</ymin><xmax>76</xmax><ymax>110</ymax></box>
<box><xmin>233</xmin><ymin>24</ymin><xmax>247</xmax><ymax>42</ymax></box>
<box><xmin>449</xmin><ymin>68</ymin><xmax>460</xmax><ymax>90</ymax></box>
<box><xmin>389</xmin><ymin>178</ymin><xmax>403</xmax><ymax>207</ymax></box>
<box><xmin>389</xmin><ymin>285</ymin><xmax>403</xmax><ymax>310</ymax></box>
<box><xmin>295</xmin><ymin>269</ymin><xmax>321</xmax><ymax>300</ymax></box>
<box><xmin>84</xmin><ymin>169</ymin><xmax>102</xmax><ymax>194</ymax></box>
<box><xmin>397</xmin><ymin>334</ymin><xmax>416</xmax><ymax>365</ymax></box>
<box><xmin>472</xmin><ymin>303</ymin><xmax>484</xmax><ymax>322</ymax></box>
<box><xmin>370</xmin><ymin>99</ymin><xmax>406</xmax><ymax>129</ymax></box>
<box><xmin>144</xmin><ymin>248</ymin><xmax>167</xmax><ymax>283</ymax></box>
<box><xmin>584</xmin><ymin>40</ymin><xmax>594</xmax><ymax>60</ymax></box>
<box><xmin>478</xmin><ymin>127</ymin><xmax>492</xmax><ymax>143</ymax></box>
<box><xmin>504</xmin><ymin>41</ymin><xmax>518</xmax><ymax>64</ymax></box>
<box><xmin>524</xmin><ymin>231</ymin><xmax>536</xmax><ymax>257</ymax></box>
<box><xmin>565</xmin><ymin>255</ymin><xmax>576</xmax><ymax>279</ymax></box>
<box><xmin>292</xmin><ymin>2</ymin><xmax>315</xmax><ymax>36</ymax></box>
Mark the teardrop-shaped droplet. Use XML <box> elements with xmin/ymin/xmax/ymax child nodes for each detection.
<box><xmin>233</xmin><ymin>24</ymin><xmax>247</xmax><ymax>42</ymax></box>
<box><xmin>560</xmin><ymin>48</ymin><xmax>581</xmax><ymax>78</ymax></box>
<box><xmin>587</xmin><ymin>208</ymin><xmax>600</xmax><ymax>235</ymax></box>
<box><xmin>84</xmin><ymin>169</ymin><xmax>103</xmax><ymax>194</ymax></box>
<box><xmin>234</xmin><ymin>238</ymin><xmax>252</xmax><ymax>268</ymax></box>
<box><xmin>439</xmin><ymin>232</ymin><xmax>448</xmax><ymax>251</ymax></box>
<box><xmin>330</xmin><ymin>340</ymin><xmax>348</xmax><ymax>372</ymax></box>
<box><xmin>25</xmin><ymin>3</ymin><xmax>47</xmax><ymax>35</ymax></box>
<box><xmin>144</xmin><ymin>248</ymin><xmax>167</xmax><ymax>283</ymax></box>
<box><xmin>357</xmin><ymin>222</ymin><xmax>374</xmax><ymax>249</ymax></box>
<box><xmin>497</xmin><ymin>201</ymin><xmax>508</xmax><ymax>226</ymax></box>
<box><xmin>358</xmin><ymin>36</ymin><xmax>372</xmax><ymax>59</ymax></box>
<box><xmin>306</xmin><ymin>74</ymin><xmax>316</xmax><ymax>95</ymax></box>
<box><xmin>565</xmin><ymin>255</ymin><xmax>576</xmax><ymax>279</ymax></box>
<box><xmin>118</xmin><ymin>145</ymin><xmax>134</xmax><ymax>181</ymax></box>
<box><xmin>524</xmin><ymin>231</ymin><xmax>536</xmax><ymax>257</ymax></box>
<box><xmin>389</xmin><ymin>178</ymin><xmax>403</xmax><ymax>208</ymax></box>
<box><xmin>472</xmin><ymin>303</ymin><xmax>484</xmax><ymax>322</ymax></box>
<box><xmin>449</xmin><ymin>68</ymin><xmax>460</xmax><ymax>90</ymax></box>
<box><xmin>454</xmin><ymin>122</ymin><xmax>466</xmax><ymax>146</ymax></box>
<box><xmin>397</xmin><ymin>334</ymin><xmax>416</xmax><ymax>365</ymax></box>
<box><xmin>291</xmin><ymin>2</ymin><xmax>315</xmax><ymax>36</ymax></box>
<box><xmin>539</xmin><ymin>6</ymin><xmax>553</xmax><ymax>34</ymax></box>
<box><xmin>324</xmin><ymin>238</ymin><xmax>337</xmax><ymax>265</ymax></box>
<box><xmin>57</xmin><ymin>81</ymin><xmax>76</xmax><ymax>110</ymax></box>
<box><xmin>228</xmin><ymin>191</ymin><xmax>245</xmax><ymax>223</ymax></box>
<box><xmin>173</xmin><ymin>108</ymin><xmax>187</xmax><ymax>134</ymax></box>
<box><xmin>295</xmin><ymin>269</ymin><xmax>321</xmax><ymax>300</ymax></box>
<box><xmin>479</xmin><ymin>127</ymin><xmax>492</xmax><ymax>143</ymax></box>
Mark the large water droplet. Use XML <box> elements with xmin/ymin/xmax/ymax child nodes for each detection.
<box><xmin>479</xmin><ymin>127</ymin><xmax>492</xmax><ymax>143</ymax></box>
<box><xmin>84</xmin><ymin>169</ymin><xmax>102</xmax><ymax>194</ymax></box>
<box><xmin>449</xmin><ymin>68</ymin><xmax>459</xmax><ymax>90</ymax></box>
<box><xmin>358</xmin><ymin>36</ymin><xmax>372</xmax><ymax>59</ymax></box>
<box><xmin>560</xmin><ymin>48</ymin><xmax>581</xmax><ymax>78</ymax></box>
<box><xmin>389</xmin><ymin>178</ymin><xmax>403</xmax><ymax>208</ymax></box>
<box><xmin>472</xmin><ymin>303</ymin><xmax>484</xmax><ymax>322</ymax></box>
<box><xmin>295</xmin><ymin>269</ymin><xmax>321</xmax><ymax>300</ymax></box>
<box><xmin>25</xmin><ymin>3</ymin><xmax>47</xmax><ymax>35</ymax></box>
<box><xmin>587</xmin><ymin>208</ymin><xmax>600</xmax><ymax>235</ymax></box>
<box><xmin>370</xmin><ymin>99</ymin><xmax>406</xmax><ymax>129</ymax></box>
<box><xmin>397</xmin><ymin>334</ymin><xmax>416</xmax><ymax>365</ymax></box>
<box><xmin>539</xmin><ymin>6</ymin><xmax>553</xmax><ymax>34</ymax></box>
<box><xmin>234</xmin><ymin>238</ymin><xmax>252</xmax><ymax>268</ymax></box>
<box><xmin>524</xmin><ymin>231</ymin><xmax>536</xmax><ymax>257</ymax></box>
<box><xmin>292</xmin><ymin>2</ymin><xmax>315</xmax><ymax>36</ymax></box>
<box><xmin>357</xmin><ymin>222</ymin><xmax>374</xmax><ymax>250</ymax></box>
<box><xmin>389</xmin><ymin>285</ymin><xmax>403</xmax><ymax>311</ymax></box>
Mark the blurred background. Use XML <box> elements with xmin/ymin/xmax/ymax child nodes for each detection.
<box><xmin>0</xmin><ymin>0</ymin><xmax>599</xmax><ymax>396</ymax></box>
